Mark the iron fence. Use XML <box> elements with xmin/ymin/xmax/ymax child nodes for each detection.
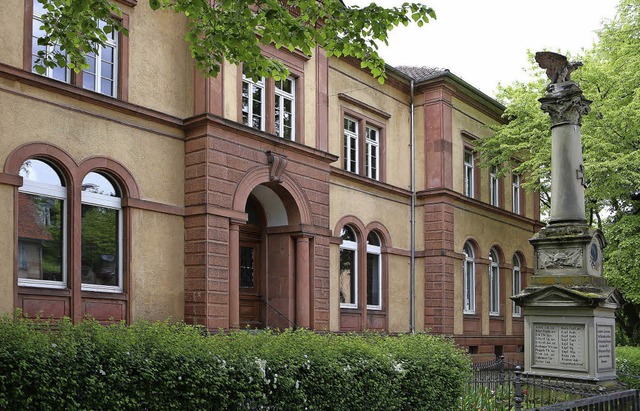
<box><xmin>461</xmin><ymin>356</ymin><xmax>640</xmax><ymax>411</ymax></box>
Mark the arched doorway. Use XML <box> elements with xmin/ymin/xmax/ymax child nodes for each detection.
<box><xmin>238</xmin><ymin>183</ymin><xmax>305</xmax><ymax>329</ymax></box>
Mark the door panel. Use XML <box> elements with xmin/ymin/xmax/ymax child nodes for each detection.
<box><xmin>239</xmin><ymin>243</ymin><xmax>263</xmax><ymax>328</ymax></box>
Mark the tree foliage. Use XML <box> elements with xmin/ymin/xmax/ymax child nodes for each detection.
<box><xmin>33</xmin><ymin>0</ymin><xmax>435</xmax><ymax>83</ymax></box>
<box><xmin>475</xmin><ymin>0</ymin><xmax>640</xmax><ymax>343</ymax></box>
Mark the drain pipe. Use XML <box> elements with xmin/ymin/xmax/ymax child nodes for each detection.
<box><xmin>410</xmin><ymin>79</ymin><xmax>416</xmax><ymax>334</ymax></box>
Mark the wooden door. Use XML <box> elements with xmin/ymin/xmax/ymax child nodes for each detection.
<box><xmin>239</xmin><ymin>241</ymin><xmax>263</xmax><ymax>328</ymax></box>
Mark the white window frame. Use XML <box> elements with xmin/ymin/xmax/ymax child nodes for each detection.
<box><xmin>464</xmin><ymin>149</ymin><xmax>474</xmax><ymax>198</ymax></box>
<box><xmin>18</xmin><ymin>178</ymin><xmax>68</xmax><ymax>289</ymax></box>
<box><xmin>365</xmin><ymin>126</ymin><xmax>380</xmax><ymax>181</ymax></box>
<box><xmin>344</xmin><ymin>117</ymin><xmax>359</xmax><ymax>174</ymax></box>
<box><xmin>366</xmin><ymin>232</ymin><xmax>382</xmax><ymax>310</ymax></box>
<box><xmin>490</xmin><ymin>165</ymin><xmax>499</xmax><ymax>207</ymax></box>
<box><xmin>489</xmin><ymin>249</ymin><xmax>500</xmax><ymax>316</ymax></box>
<box><xmin>80</xmin><ymin>185</ymin><xmax>123</xmax><ymax>293</ymax></box>
<box><xmin>512</xmin><ymin>255</ymin><xmax>522</xmax><ymax>317</ymax></box>
<box><xmin>242</xmin><ymin>71</ymin><xmax>266</xmax><ymax>131</ymax></box>
<box><xmin>82</xmin><ymin>20</ymin><xmax>118</xmax><ymax>97</ymax></box>
<box><xmin>512</xmin><ymin>174</ymin><xmax>521</xmax><ymax>214</ymax></box>
<box><xmin>339</xmin><ymin>227</ymin><xmax>358</xmax><ymax>309</ymax></box>
<box><xmin>32</xmin><ymin>1</ymin><xmax>71</xmax><ymax>82</ymax></box>
<box><xmin>463</xmin><ymin>243</ymin><xmax>475</xmax><ymax>314</ymax></box>
<box><xmin>274</xmin><ymin>77</ymin><xmax>295</xmax><ymax>140</ymax></box>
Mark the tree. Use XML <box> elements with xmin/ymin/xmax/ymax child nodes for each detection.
<box><xmin>32</xmin><ymin>0</ymin><xmax>435</xmax><ymax>83</ymax></box>
<box><xmin>475</xmin><ymin>0</ymin><xmax>640</xmax><ymax>344</ymax></box>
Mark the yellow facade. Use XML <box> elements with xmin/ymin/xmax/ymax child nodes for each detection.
<box><xmin>0</xmin><ymin>0</ymin><xmax>540</xmax><ymax>357</ymax></box>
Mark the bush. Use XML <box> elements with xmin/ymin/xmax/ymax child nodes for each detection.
<box><xmin>0</xmin><ymin>314</ymin><xmax>471</xmax><ymax>410</ymax></box>
<box><xmin>617</xmin><ymin>346</ymin><xmax>640</xmax><ymax>389</ymax></box>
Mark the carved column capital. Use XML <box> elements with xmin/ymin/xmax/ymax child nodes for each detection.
<box><xmin>539</xmin><ymin>82</ymin><xmax>591</xmax><ymax>127</ymax></box>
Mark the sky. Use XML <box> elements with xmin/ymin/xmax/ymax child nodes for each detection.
<box><xmin>345</xmin><ymin>0</ymin><xmax>619</xmax><ymax>98</ymax></box>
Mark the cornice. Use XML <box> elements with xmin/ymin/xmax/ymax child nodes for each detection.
<box><xmin>330</xmin><ymin>167</ymin><xmax>411</xmax><ymax>198</ymax></box>
<box><xmin>417</xmin><ymin>187</ymin><xmax>544</xmax><ymax>229</ymax></box>
<box><xmin>183</xmin><ymin>113</ymin><xmax>339</xmax><ymax>164</ymax></box>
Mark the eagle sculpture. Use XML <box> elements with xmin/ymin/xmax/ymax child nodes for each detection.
<box><xmin>535</xmin><ymin>52</ymin><xmax>583</xmax><ymax>84</ymax></box>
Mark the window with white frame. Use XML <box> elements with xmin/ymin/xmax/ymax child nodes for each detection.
<box><xmin>274</xmin><ymin>77</ymin><xmax>295</xmax><ymax>140</ymax></box>
<box><xmin>490</xmin><ymin>165</ymin><xmax>499</xmax><ymax>207</ymax></box>
<box><xmin>80</xmin><ymin>172</ymin><xmax>123</xmax><ymax>293</ymax></box>
<box><xmin>343</xmin><ymin>117</ymin><xmax>359</xmax><ymax>174</ymax></box>
<box><xmin>31</xmin><ymin>0</ymin><xmax>70</xmax><ymax>82</ymax></box>
<box><xmin>242</xmin><ymin>69</ymin><xmax>265</xmax><ymax>131</ymax></box>
<box><xmin>489</xmin><ymin>248</ymin><xmax>500</xmax><ymax>316</ymax></box>
<box><xmin>512</xmin><ymin>174</ymin><xmax>521</xmax><ymax>214</ymax></box>
<box><xmin>512</xmin><ymin>254</ymin><xmax>522</xmax><ymax>317</ymax></box>
<box><xmin>464</xmin><ymin>149</ymin><xmax>475</xmax><ymax>198</ymax></box>
<box><xmin>366</xmin><ymin>231</ymin><xmax>382</xmax><ymax>310</ymax></box>
<box><xmin>339</xmin><ymin>226</ymin><xmax>358</xmax><ymax>308</ymax></box>
<box><xmin>463</xmin><ymin>242</ymin><xmax>475</xmax><ymax>314</ymax></box>
<box><xmin>82</xmin><ymin>20</ymin><xmax>118</xmax><ymax>97</ymax></box>
<box><xmin>365</xmin><ymin>126</ymin><xmax>380</xmax><ymax>180</ymax></box>
<box><xmin>18</xmin><ymin>159</ymin><xmax>67</xmax><ymax>288</ymax></box>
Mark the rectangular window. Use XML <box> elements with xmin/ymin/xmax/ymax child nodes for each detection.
<box><xmin>240</xmin><ymin>246</ymin><xmax>255</xmax><ymax>288</ymax></box>
<box><xmin>512</xmin><ymin>174</ymin><xmax>521</xmax><ymax>214</ymax></box>
<box><xmin>490</xmin><ymin>165</ymin><xmax>499</xmax><ymax>207</ymax></box>
<box><xmin>274</xmin><ymin>77</ymin><xmax>295</xmax><ymax>140</ymax></box>
<box><xmin>242</xmin><ymin>70</ymin><xmax>265</xmax><ymax>131</ymax></box>
<box><xmin>490</xmin><ymin>263</ymin><xmax>500</xmax><ymax>315</ymax></box>
<box><xmin>339</xmin><ymin>246</ymin><xmax>357</xmax><ymax>308</ymax></box>
<box><xmin>463</xmin><ymin>258</ymin><xmax>475</xmax><ymax>313</ymax></box>
<box><xmin>365</xmin><ymin>126</ymin><xmax>379</xmax><ymax>180</ymax></box>
<box><xmin>32</xmin><ymin>1</ymin><xmax>70</xmax><ymax>82</ymax></box>
<box><xmin>343</xmin><ymin>117</ymin><xmax>358</xmax><ymax>174</ymax></box>
<box><xmin>82</xmin><ymin>20</ymin><xmax>118</xmax><ymax>97</ymax></box>
<box><xmin>512</xmin><ymin>265</ymin><xmax>522</xmax><ymax>317</ymax></box>
<box><xmin>464</xmin><ymin>149</ymin><xmax>474</xmax><ymax>198</ymax></box>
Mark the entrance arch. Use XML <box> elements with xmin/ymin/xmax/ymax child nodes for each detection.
<box><xmin>230</xmin><ymin>167</ymin><xmax>313</xmax><ymax>329</ymax></box>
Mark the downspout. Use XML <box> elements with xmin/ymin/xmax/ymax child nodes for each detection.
<box><xmin>410</xmin><ymin>80</ymin><xmax>416</xmax><ymax>334</ymax></box>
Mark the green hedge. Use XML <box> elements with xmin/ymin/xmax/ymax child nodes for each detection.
<box><xmin>0</xmin><ymin>315</ymin><xmax>471</xmax><ymax>410</ymax></box>
<box><xmin>617</xmin><ymin>346</ymin><xmax>640</xmax><ymax>388</ymax></box>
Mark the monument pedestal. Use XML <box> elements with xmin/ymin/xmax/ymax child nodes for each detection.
<box><xmin>518</xmin><ymin>285</ymin><xmax>617</xmax><ymax>382</ymax></box>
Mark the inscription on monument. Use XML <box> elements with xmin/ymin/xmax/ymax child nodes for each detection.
<box><xmin>597</xmin><ymin>325</ymin><xmax>614</xmax><ymax>370</ymax></box>
<box><xmin>533</xmin><ymin>323</ymin><xmax>585</xmax><ymax>368</ymax></box>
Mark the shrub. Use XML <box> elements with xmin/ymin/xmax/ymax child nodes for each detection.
<box><xmin>616</xmin><ymin>346</ymin><xmax>640</xmax><ymax>389</ymax></box>
<box><xmin>0</xmin><ymin>314</ymin><xmax>471</xmax><ymax>410</ymax></box>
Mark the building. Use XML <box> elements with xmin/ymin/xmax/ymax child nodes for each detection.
<box><xmin>0</xmin><ymin>0</ymin><xmax>542</xmax><ymax>359</ymax></box>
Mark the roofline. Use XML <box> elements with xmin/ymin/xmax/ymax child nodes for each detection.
<box><xmin>386</xmin><ymin>64</ymin><xmax>506</xmax><ymax>113</ymax></box>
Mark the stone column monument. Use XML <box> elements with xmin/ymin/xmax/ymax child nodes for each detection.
<box><xmin>512</xmin><ymin>52</ymin><xmax>619</xmax><ymax>383</ymax></box>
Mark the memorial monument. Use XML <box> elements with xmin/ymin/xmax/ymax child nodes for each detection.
<box><xmin>512</xmin><ymin>52</ymin><xmax>619</xmax><ymax>383</ymax></box>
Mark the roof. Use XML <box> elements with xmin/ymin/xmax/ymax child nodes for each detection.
<box><xmin>393</xmin><ymin>66</ymin><xmax>449</xmax><ymax>82</ymax></box>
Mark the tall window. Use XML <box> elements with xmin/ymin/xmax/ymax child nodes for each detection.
<box><xmin>464</xmin><ymin>149</ymin><xmax>474</xmax><ymax>198</ymax></box>
<box><xmin>366</xmin><ymin>231</ymin><xmax>382</xmax><ymax>310</ymax></box>
<box><xmin>81</xmin><ymin>172</ymin><xmax>122</xmax><ymax>292</ymax></box>
<box><xmin>463</xmin><ymin>242</ymin><xmax>475</xmax><ymax>314</ymax></box>
<box><xmin>512</xmin><ymin>255</ymin><xmax>522</xmax><ymax>317</ymax></box>
<box><xmin>490</xmin><ymin>165</ymin><xmax>499</xmax><ymax>207</ymax></box>
<box><xmin>18</xmin><ymin>159</ymin><xmax>67</xmax><ymax>288</ymax></box>
<box><xmin>512</xmin><ymin>174</ymin><xmax>521</xmax><ymax>214</ymax></box>
<box><xmin>274</xmin><ymin>77</ymin><xmax>295</xmax><ymax>140</ymax></box>
<box><xmin>32</xmin><ymin>0</ymin><xmax>69</xmax><ymax>82</ymax></box>
<box><xmin>365</xmin><ymin>126</ymin><xmax>379</xmax><ymax>180</ymax></box>
<box><xmin>82</xmin><ymin>20</ymin><xmax>118</xmax><ymax>97</ymax></box>
<box><xmin>343</xmin><ymin>117</ymin><xmax>359</xmax><ymax>174</ymax></box>
<box><xmin>242</xmin><ymin>69</ymin><xmax>265</xmax><ymax>131</ymax></box>
<box><xmin>489</xmin><ymin>248</ymin><xmax>500</xmax><ymax>316</ymax></box>
<box><xmin>339</xmin><ymin>226</ymin><xmax>358</xmax><ymax>308</ymax></box>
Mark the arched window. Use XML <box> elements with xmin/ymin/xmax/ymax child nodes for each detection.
<box><xmin>339</xmin><ymin>226</ymin><xmax>358</xmax><ymax>308</ymax></box>
<box><xmin>489</xmin><ymin>248</ymin><xmax>500</xmax><ymax>316</ymax></box>
<box><xmin>18</xmin><ymin>159</ymin><xmax>67</xmax><ymax>288</ymax></box>
<box><xmin>463</xmin><ymin>242</ymin><xmax>475</xmax><ymax>314</ymax></box>
<box><xmin>512</xmin><ymin>254</ymin><xmax>522</xmax><ymax>317</ymax></box>
<box><xmin>366</xmin><ymin>231</ymin><xmax>382</xmax><ymax>310</ymax></box>
<box><xmin>80</xmin><ymin>172</ymin><xmax>123</xmax><ymax>292</ymax></box>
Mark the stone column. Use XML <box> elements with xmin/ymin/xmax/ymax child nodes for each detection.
<box><xmin>539</xmin><ymin>82</ymin><xmax>591</xmax><ymax>225</ymax></box>
<box><xmin>295</xmin><ymin>236</ymin><xmax>311</xmax><ymax>328</ymax></box>
<box><xmin>228</xmin><ymin>223</ymin><xmax>240</xmax><ymax>329</ymax></box>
